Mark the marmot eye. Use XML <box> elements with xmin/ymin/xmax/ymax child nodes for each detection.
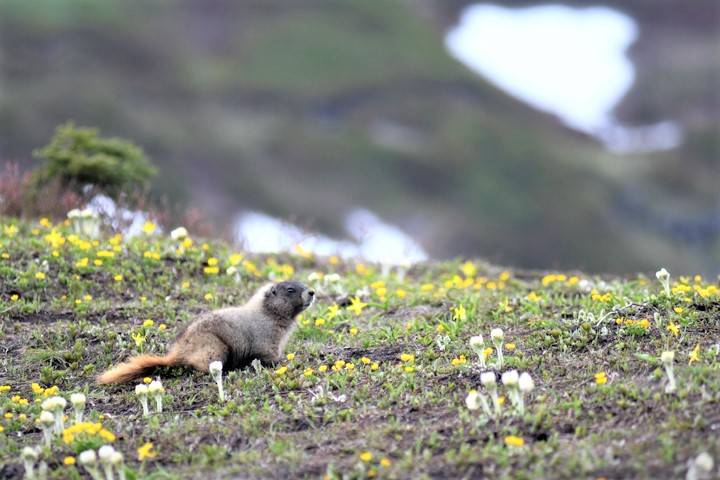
<box><xmin>287</xmin><ymin>287</ymin><xmax>295</xmax><ymax>294</ymax></box>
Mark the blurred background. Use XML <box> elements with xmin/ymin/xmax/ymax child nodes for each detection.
<box><xmin>1</xmin><ymin>0</ymin><xmax>718</xmax><ymax>275</ymax></box>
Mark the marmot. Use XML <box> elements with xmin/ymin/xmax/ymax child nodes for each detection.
<box><xmin>97</xmin><ymin>281</ymin><xmax>314</xmax><ymax>384</ymax></box>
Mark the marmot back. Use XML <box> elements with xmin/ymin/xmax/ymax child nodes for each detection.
<box><xmin>97</xmin><ymin>281</ymin><xmax>314</xmax><ymax>384</ymax></box>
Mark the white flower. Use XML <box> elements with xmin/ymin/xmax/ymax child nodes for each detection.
<box><xmin>170</xmin><ymin>227</ymin><xmax>188</xmax><ymax>240</ymax></box>
<box><xmin>79</xmin><ymin>208</ymin><xmax>97</xmax><ymax>219</ymax></box>
<box><xmin>148</xmin><ymin>380</ymin><xmax>164</xmax><ymax>394</ymax></box>
<box><xmin>67</xmin><ymin>209</ymin><xmax>82</xmax><ymax>219</ymax></box>
<box><xmin>490</xmin><ymin>328</ymin><xmax>504</xmax><ymax>341</ymax></box>
<box><xmin>135</xmin><ymin>384</ymin><xmax>149</xmax><ymax>396</ymax></box>
<box><xmin>480</xmin><ymin>372</ymin><xmax>496</xmax><ymax>386</ymax></box>
<box><xmin>465</xmin><ymin>391</ymin><xmax>481</xmax><ymax>410</ymax></box>
<box><xmin>324</xmin><ymin>273</ymin><xmax>341</xmax><ymax>283</ymax></box>
<box><xmin>39</xmin><ymin>410</ymin><xmax>54</xmax><ymax>425</ymax></box>
<box><xmin>109</xmin><ymin>451</ymin><xmax>123</xmax><ymax>466</ymax></box>
<box><xmin>209</xmin><ymin>361</ymin><xmax>223</xmax><ymax>376</ymax></box>
<box><xmin>98</xmin><ymin>445</ymin><xmax>116</xmax><ymax>462</ymax></box>
<box><xmin>22</xmin><ymin>446</ymin><xmax>39</xmax><ymax>460</ymax></box>
<box><xmin>226</xmin><ymin>266</ymin><xmax>238</xmax><ymax>276</ymax></box>
<box><xmin>70</xmin><ymin>393</ymin><xmax>86</xmax><ymax>406</ymax></box>
<box><xmin>518</xmin><ymin>372</ymin><xmax>534</xmax><ymax>393</ymax></box>
<box><xmin>79</xmin><ymin>450</ymin><xmax>97</xmax><ymax>465</ymax></box>
<box><xmin>470</xmin><ymin>335</ymin><xmax>484</xmax><ymax>348</ymax></box>
<box><xmin>307</xmin><ymin>272</ymin><xmax>322</xmax><ymax>282</ymax></box>
<box><xmin>661</xmin><ymin>351</ymin><xmax>675</xmax><ymax>363</ymax></box>
<box><xmin>694</xmin><ymin>452</ymin><xmax>714</xmax><ymax>472</ymax></box>
<box><xmin>502</xmin><ymin>370</ymin><xmax>519</xmax><ymax>386</ymax></box>
<box><xmin>655</xmin><ymin>268</ymin><xmax>670</xmax><ymax>282</ymax></box>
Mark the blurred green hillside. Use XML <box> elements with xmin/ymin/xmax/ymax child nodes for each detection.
<box><xmin>0</xmin><ymin>0</ymin><xmax>717</xmax><ymax>274</ymax></box>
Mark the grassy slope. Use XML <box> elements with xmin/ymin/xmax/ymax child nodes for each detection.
<box><xmin>1</xmin><ymin>0</ymin><xmax>708</xmax><ymax>274</ymax></box>
<box><xmin>1</xmin><ymin>217</ymin><xmax>719</xmax><ymax>479</ymax></box>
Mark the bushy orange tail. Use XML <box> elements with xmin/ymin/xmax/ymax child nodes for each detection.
<box><xmin>97</xmin><ymin>352</ymin><xmax>179</xmax><ymax>384</ymax></box>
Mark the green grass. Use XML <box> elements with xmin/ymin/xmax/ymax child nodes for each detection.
<box><xmin>1</xmin><ymin>216</ymin><xmax>719</xmax><ymax>479</ymax></box>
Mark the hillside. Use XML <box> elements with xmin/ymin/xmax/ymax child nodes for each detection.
<box><xmin>0</xmin><ymin>0</ymin><xmax>717</xmax><ymax>274</ymax></box>
<box><xmin>1</xmin><ymin>217</ymin><xmax>719</xmax><ymax>478</ymax></box>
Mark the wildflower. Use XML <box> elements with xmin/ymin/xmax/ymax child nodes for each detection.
<box><xmin>287</xmin><ymin>353</ymin><xmax>295</xmax><ymax>361</ymax></box>
<box><xmin>327</xmin><ymin>304</ymin><xmax>340</xmax><ymax>318</ymax></box>
<box><xmin>380</xmin><ymin>458</ymin><xmax>392</xmax><ymax>468</ymax></box>
<box><xmin>204</xmin><ymin>266</ymin><xmax>219</xmax><ymax>274</ymax></box>
<box><xmin>275</xmin><ymin>366</ymin><xmax>287</xmax><ymax>375</ymax></box>
<box><xmin>453</xmin><ymin>304</ymin><xmax>467</xmax><ymax>321</ymax></box>
<box><xmin>136</xmin><ymin>384</ymin><xmax>150</xmax><ymax>416</ymax></box>
<box><xmin>360</xmin><ymin>452</ymin><xmax>373</xmax><ymax>462</ymax></box>
<box><xmin>661</xmin><ymin>351</ymin><xmax>676</xmax><ymax>393</ymax></box>
<box><xmin>304</xmin><ymin>368</ymin><xmax>313</xmax><ymax>377</ymax></box>
<box><xmin>114</xmin><ymin>275</ymin><xmax>123</xmax><ymax>282</ymax></box>
<box><xmin>465</xmin><ymin>390</ymin><xmax>481</xmax><ymax>410</ymax></box>
<box><xmin>226</xmin><ymin>266</ymin><xmax>238</xmax><ymax>276</ymax></box>
<box><xmin>315</xmin><ymin>318</ymin><xmax>325</xmax><ymax>327</ymax></box>
<box><xmin>170</xmin><ymin>227</ymin><xmax>188</xmax><ymax>240</ymax></box>
<box><xmin>10</xmin><ymin>294</ymin><xmax>18</xmax><ymax>301</ymax></box>
<box><xmin>400</xmin><ymin>354</ymin><xmax>414</xmax><ymax>363</ymax></box>
<box><xmin>98</xmin><ymin>445</ymin><xmax>119</xmax><ymax>480</ymax></box>
<box><xmin>42</xmin><ymin>396</ymin><xmax>67</xmax><ymax>434</ymax></box>
<box><xmin>348</xmin><ymin>296</ymin><xmax>367</xmax><ymax>316</ymax></box>
<box><xmin>491</xmin><ymin>328</ymin><xmax>505</xmax><ymax>368</ymax></box>
<box><xmin>39</xmin><ymin>410</ymin><xmax>55</xmax><ymax>448</ymax></box>
<box><xmin>204</xmin><ymin>293</ymin><xmax>214</xmax><ymax>300</ymax></box>
<box><xmin>209</xmin><ymin>361</ymin><xmax>225</xmax><ymax>402</ymax></box>
<box><xmin>361</xmin><ymin>357</ymin><xmax>372</xmax><ymax>365</ymax></box>
<box><xmin>689</xmin><ymin>344</ymin><xmax>700</xmax><ymax>365</ymax></box>
<box><xmin>70</xmin><ymin>393</ymin><xmax>86</xmax><ymax>423</ymax></box>
<box><xmin>318</xmin><ymin>365</ymin><xmax>328</xmax><ymax>373</ymax></box>
<box><xmin>35</xmin><ymin>272</ymin><xmax>45</xmax><ymax>280</ymax></box>
<box><xmin>350</xmin><ymin>327</ymin><xmax>358</xmax><ymax>335</ymax></box>
<box><xmin>656</xmin><ymin>268</ymin><xmax>671</xmax><ymax>296</ymax></box>
<box><xmin>64</xmin><ymin>456</ymin><xmax>76</xmax><ymax>465</ymax></box>
<box><xmin>22</xmin><ymin>447</ymin><xmax>39</xmax><ymax>480</ymax></box>
<box><xmin>3</xmin><ymin>224</ymin><xmax>19</xmax><ymax>237</ymax></box>
<box><xmin>148</xmin><ymin>380</ymin><xmax>164</xmax><ymax>413</ymax></box>
<box><xmin>667</xmin><ymin>322</ymin><xmax>679</xmax><ymax>337</ymax></box>
<box><xmin>131</xmin><ymin>332</ymin><xmax>146</xmax><ymax>346</ymax></box>
<box><xmin>504</xmin><ymin>436</ymin><xmax>525</xmax><ymax>447</ymax></box>
<box><xmin>141</xmin><ymin>221</ymin><xmax>157</xmax><ymax>235</ymax></box>
<box><xmin>595</xmin><ymin>372</ymin><xmax>608</xmax><ymax>385</ymax></box>
<box><xmin>526</xmin><ymin>292</ymin><xmax>541</xmax><ymax>302</ymax></box>
<box><xmin>138</xmin><ymin>442</ymin><xmax>157</xmax><ymax>461</ymax></box>
<box><xmin>481</xmin><ymin>372</ymin><xmax>501</xmax><ymax>416</ymax></box>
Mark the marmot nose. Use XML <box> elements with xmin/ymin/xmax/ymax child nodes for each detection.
<box><xmin>308</xmin><ymin>289</ymin><xmax>315</xmax><ymax>297</ymax></box>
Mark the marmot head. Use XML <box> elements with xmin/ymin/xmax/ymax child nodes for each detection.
<box><xmin>265</xmin><ymin>281</ymin><xmax>314</xmax><ymax>318</ymax></box>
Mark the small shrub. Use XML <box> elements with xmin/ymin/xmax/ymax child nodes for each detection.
<box><xmin>31</xmin><ymin>121</ymin><xmax>157</xmax><ymax>203</ymax></box>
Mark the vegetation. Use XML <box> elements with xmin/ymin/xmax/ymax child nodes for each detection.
<box><xmin>31</xmin><ymin>122</ymin><xmax>156</xmax><ymax>203</ymax></box>
<box><xmin>1</xmin><ymin>215</ymin><xmax>719</xmax><ymax>479</ymax></box>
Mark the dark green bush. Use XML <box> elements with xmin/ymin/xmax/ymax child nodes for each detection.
<box><xmin>31</xmin><ymin>121</ymin><xmax>157</xmax><ymax>202</ymax></box>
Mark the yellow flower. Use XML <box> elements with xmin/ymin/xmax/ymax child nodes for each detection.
<box><xmin>3</xmin><ymin>225</ymin><xmax>19</xmax><ymax>237</ymax></box>
<box><xmin>137</xmin><ymin>442</ymin><xmax>157</xmax><ymax>461</ymax></box>
<box><xmin>504</xmin><ymin>436</ymin><xmax>525</xmax><ymax>447</ymax></box>
<box><xmin>395</xmin><ymin>289</ymin><xmax>407</xmax><ymax>299</ymax></box>
<box><xmin>452</xmin><ymin>305</ymin><xmax>467</xmax><ymax>321</ymax></box>
<box><xmin>204</xmin><ymin>267</ymin><xmax>219</xmax><ymax>275</ymax></box>
<box><xmin>304</xmin><ymin>368</ymin><xmax>313</xmax><ymax>377</ymax></box>
<box><xmin>64</xmin><ymin>456</ymin><xmax>76</xmax><ymax>465</ymax></box>
<box><xmin>404</xmin><ymin>366</ymin><xmax>414</xmax><ymax>373</ymax></box>
<box><xmin>143</xmin><ymin>377</ymin><xmax>152</xmax><ymax>384</ymax></box>
<box><xmin>420</xmin><ymin>283</ymin><xmax>434</xmax><ymax>291</ymax></box>
<box><xmin>667</xmin><ymin>322</ymin><xmax>679</xmax><ymax>337</ymax></box>
<box><xmin>350</xmin><ymin>328</ymin><xmax>358</xmax><ymax>335</ymax></box>
<box><xmin>346</xmin><ymin>363</ymin><xmax>355</xmax><ymax>371</ymax></box>
<box><xmin>275</xmin><ymin>366</ymin><xmax>287</xmax><ymax>375</ymax></box>
<box><xmin>436</xmin><ymin>325</ymin><xmax>445</xmax><ymax>332</ymax></box>
<box><xmin>131</xmin><ymin>332</ymin><xmax>146</xmax><ymax>346</ymax></box>
<box><xmin>673</xmin><ymin>307</ymin><xmax>683</xmax><ymax>314</ymax></box>
<box><xmin>84</xmin><ymin>295</ymin><xmax>92</xmax><ymax>301</ymax></box>
<box><xmin>141</xmin><ymin>221</ymin><xmax>156</xmax><ymax>235</ymax></box>
<box><xmin>35</xmin><ymin>272</ymin><xmax>46</xmax><ymax>280</ymax></box>
<box><xmin>400</xmin><ymin>354</ymin><xmax>414</xmax><ymax>363</ymax></box>
<box><xmin>505</xmin><ymin>343</ymin><xmax>516</xmax><ymax>350</ymax></box>
<box><xmin>143</xmin><ymin>319</ymin><xmax>154</xmax><ymax>327</ymax></box>
<box><xmin>347</xmin><ymin>297</ymin><xmax>367</xmax><ymax>316</ymax></box>
<box><xmin>10</xmin><ymin>294</ymin><xmax>18</xmax><ymax>302</ymax></box>
<box><xmin>689</xmin><ymin>344</ymin><xmax>700</xmax><ymax>365</ymax></box>
<box><xmin>526</xmin><ymin>292</ymin><xmax>541</xmax><ymax>302</ymax></box>
<box><xmin>327</xmin><ymin>303</ymin><xmax>340</xmax><ymax>318</ymax></box>
<box><xmin>204</xmin><ymin>293</ymin><xmax>214</xmax><ymax>300</ymax></box>
<box><xmin>360</xmin><ymin>452</ymin><xmax>373</xmax><ymax>462</ymax></box>
<box><xmin>380</xmin><ymin>458</ymin><xmax>392</xmax><ymax>467</ymax></box>
<box><xmin>159</xmin><ymin>324</ymin><xmax>166</xmax><ymax>331</ymax></box>
<box><xmin>286</xmin><ymin>353</ymin><xmax>295</xmax><ymax>361</ymax></box>
<box><xmin>318</xmin><ymin>365</ymin><xmax>328</xmax><ymax>373</ymax></box>
<box><xmin>595</xmin><ymin>372</ymin><xmax>608</xmax><ymax>385</ymax></box>
<box><xmin>371</xmin><ymin>363</ymin><xmax>379</xmax><ymax>371</ymax></box>
<box><xmin>315</xmin><ymin>318</ymin><xmax>326</xmax><ymax>327</ymax></box>
<box><xmin>114</xmin><ymin>275</ymin><xmax>123</xmax><ymax>282</ymax></box>
<box><xmin>361</xmin><ymin>357</ymin><xmax>372</xmax><ymax>365</ymax></box>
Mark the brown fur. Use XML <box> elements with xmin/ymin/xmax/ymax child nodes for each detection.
<box><xmin>97</xmin><ymin>281</ymin><xmax>314</xmax><ymax>384</ymax></box>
